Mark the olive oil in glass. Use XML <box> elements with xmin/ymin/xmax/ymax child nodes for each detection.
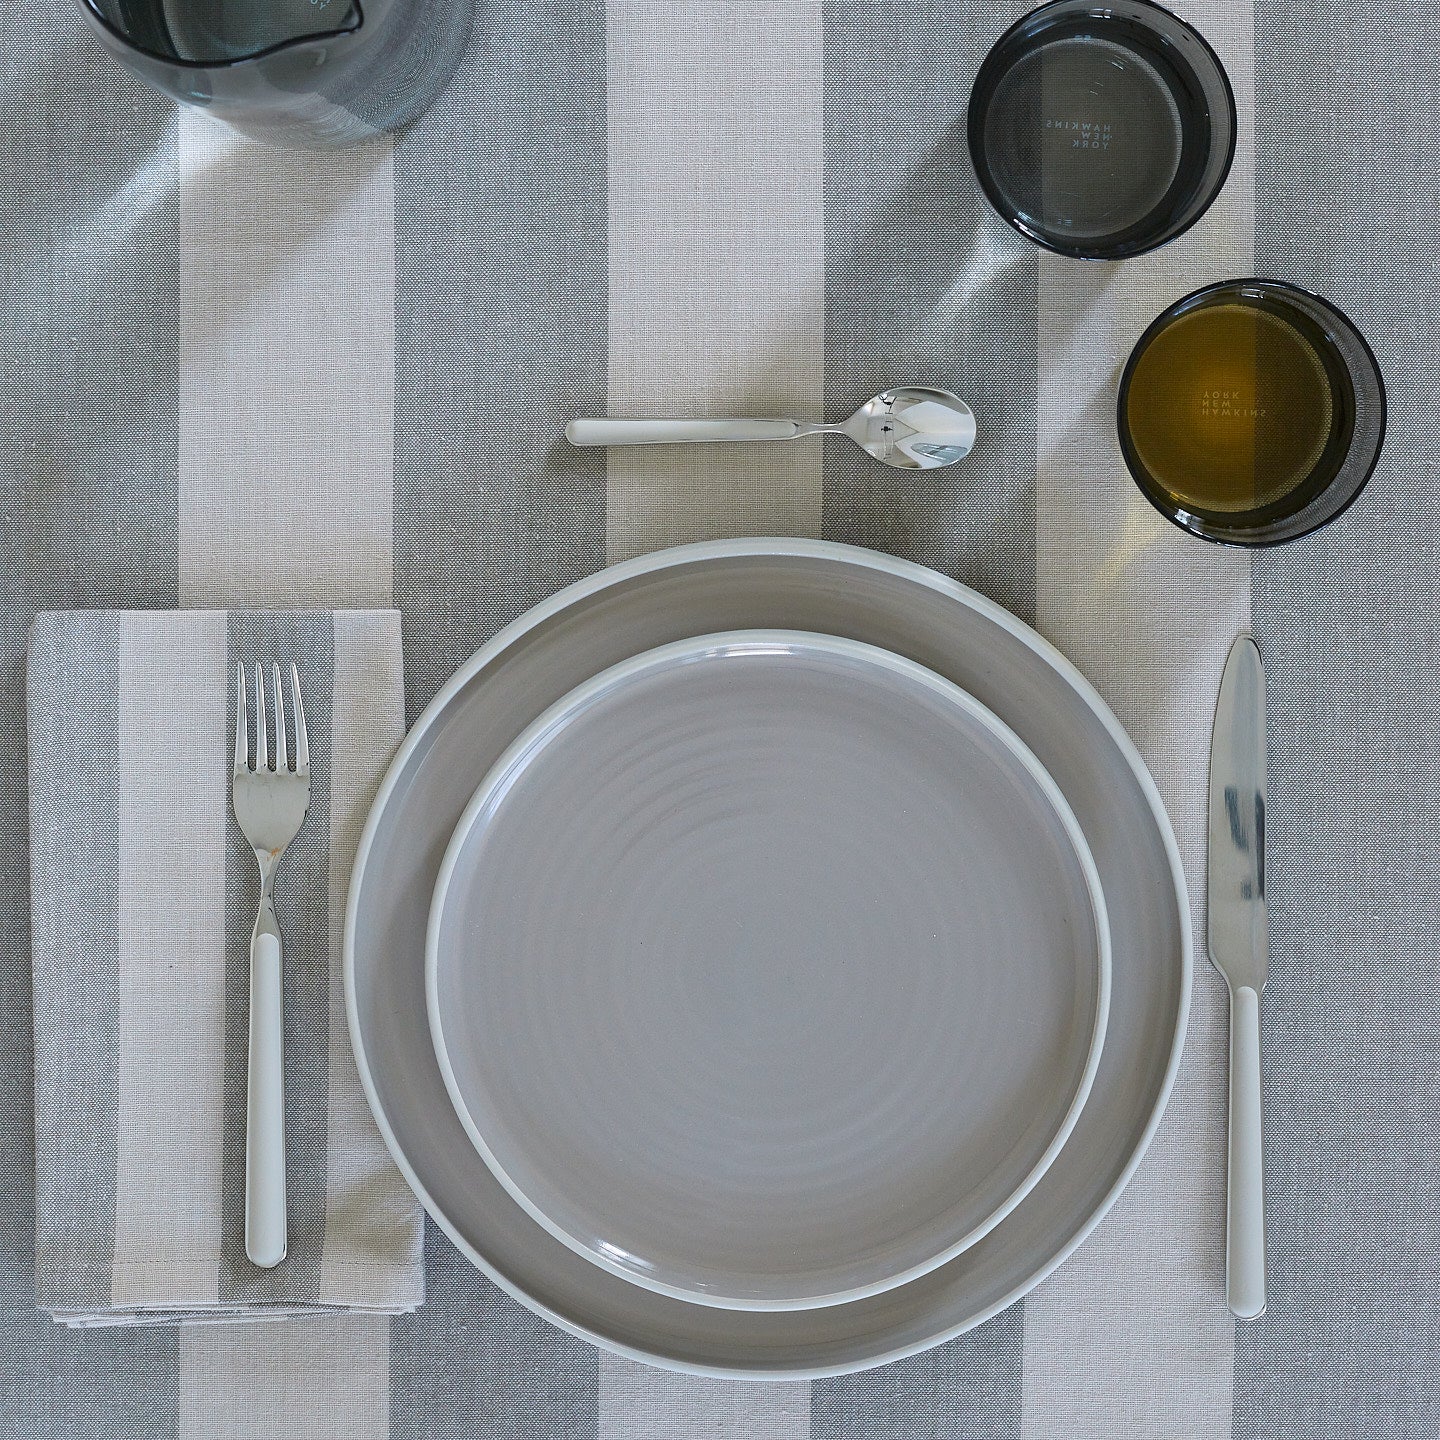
<box><xmin>1118</xmin><ymin>281</ymin><xmax>1385</xmax><ymax>544</ymax></box>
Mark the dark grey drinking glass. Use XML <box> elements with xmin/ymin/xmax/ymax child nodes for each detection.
<box><xmin>1117</xmin><ymin>281</ymin><xmax>1386</xmax><ymax>546</ymax></box>
<box><xmin>968</xmin><ymin>0</ymin><xmax>1235</xmax><ymax>260</ymax></box>
<box><xmin>78</xmin><ymin>0</ymin><xmax>474</xmax><ymax>148</ymax></box>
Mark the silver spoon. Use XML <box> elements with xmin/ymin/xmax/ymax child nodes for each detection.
<box><xmin>565</xmin><ymin>387</ymin><xmax>976</xmax><ymax>470</ymax></box>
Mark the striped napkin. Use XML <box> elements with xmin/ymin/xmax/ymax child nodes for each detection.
<box><xmin>27</xmin><ymin>610</ymin><xmax>423</xmax><ymax>1326</ymax></box>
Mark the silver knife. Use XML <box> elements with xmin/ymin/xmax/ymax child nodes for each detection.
<box><xmin>1208</xmin><ymin>633</ymin><xmax>1267</xmax><ymax>1319</ymax></box>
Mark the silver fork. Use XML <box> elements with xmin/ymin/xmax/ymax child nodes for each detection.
<box><xmin>232</xmin><ymin>663</ymin><xmax>310</xmax><ymax>1269</ymax></box>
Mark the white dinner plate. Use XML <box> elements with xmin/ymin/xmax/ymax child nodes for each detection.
<box><xmin>345</xmin><ymin>538</ymin><xmax>1189</xmax><ymax>1378</ymax></box>
<box><xmin>427</xmin><ymin>631</ymin><xmax>1110</xmax><ymax>1311</ymax></box>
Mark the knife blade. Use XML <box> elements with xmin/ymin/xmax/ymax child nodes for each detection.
<box><xmin>1208</xmin><ymin>632</ymin><xmax>1267</xmax><ymax>1319</ymax></box>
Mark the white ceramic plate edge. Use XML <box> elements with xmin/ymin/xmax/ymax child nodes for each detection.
<box><xmin>423</xmin><ymin>628</ymin><xmax>1113</xmax><ymax>1313</ymax></box>
<box><xmin>343</xmin><ymin>537</ymin><xmax>1191</xmax><ymax>1379</ymax></box>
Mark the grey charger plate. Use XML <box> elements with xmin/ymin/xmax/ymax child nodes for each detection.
<box><xmin>345</xmin><ymin>539</ymin><xmax>1190</xmax><ymax>1378</ymax></box>
<box><xmin>427</xmin><ymin>631</ymin><xmax>1111</xmax><ymax>1312</ymax></box>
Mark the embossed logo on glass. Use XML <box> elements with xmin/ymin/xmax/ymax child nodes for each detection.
<box><xmin>1200</xmin><ymin>389</ymin><xmax>1267</xmax><ymax>420</ymax></box>
<box><xmin>1043</xmin><ymin>118</ymin><xmax>1113</xmax><ymax>150</ymax></box>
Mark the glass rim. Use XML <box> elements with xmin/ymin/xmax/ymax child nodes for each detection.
<box><xmin>1116</xmin><ymin>278</ymin><xmax>1388</xmax><ymax>547</ymax></box>
<box><xmin>79</xmin><ymin>0</ymin><xmax>365</xmax><ymax>70</ymax></box>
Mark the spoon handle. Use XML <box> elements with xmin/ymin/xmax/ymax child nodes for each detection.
<box><xmin>566</xmin><ymin>417</ymin><xmax>799</xmax><ymax>447</ymax></box>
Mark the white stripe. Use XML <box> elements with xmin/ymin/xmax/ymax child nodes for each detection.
<box><xmin>179</xmin><ymin>1316</ymin><xmax>391</xmax><ymax>1440</ymax></box>
<box><xmin>320</xmin><ymin>611</ymin><xmax>421</xmax><ymax>1306</ymax></box>
<box><xmin>599</xmin><ymin>1353</ymin><xmax>811</xmax><ymax>1440</ymax></box>
<box><xmin>112</xmin><ymin>611</ymin><xmax>229</xmax><ymax>1310</ymax></box>
<box><xmin>174</xmin><ymin>118</ymin><xmax>398</xmax><ymax>1420</ymax></box>
<box><xmin>176</xmin><ymin>116</ymin><xmax>395</xmax><ymax>610</ymax></box>
<box><xmin>604</xmin><ymin>0</ymin><xmax>826</xmax><ymax>563</ymax></box>
<box><xmin>1023</xmin><ymin>2</ymin><xmax>1255</xmax><ymax>1434</ymax></box>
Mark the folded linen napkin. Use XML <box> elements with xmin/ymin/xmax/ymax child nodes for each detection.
<box><xmin>28</xmin><ymin>609</ymin><xmax>423</xmax><ymax>1326</ymax></box>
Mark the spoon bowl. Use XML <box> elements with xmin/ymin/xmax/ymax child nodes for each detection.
<box><xmin>834</xmin><ymin>388</ymin><xmax>978</xmax><ymax>470</ymax></box>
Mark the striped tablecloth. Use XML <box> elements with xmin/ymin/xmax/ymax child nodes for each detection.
<box><xmin>2</xmin><ymin>0</ymin><xmax>1432</xmax><ymax>1434</ymax></box>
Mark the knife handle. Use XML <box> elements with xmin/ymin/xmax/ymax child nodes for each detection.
<box><xmin>1227</xmin><ymin>984</ymin><xmax>1266</xmax><ymax>1319</ymax></box>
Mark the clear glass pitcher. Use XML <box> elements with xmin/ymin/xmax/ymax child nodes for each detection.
<box><xmin>79</xmin><ymin>0</ymin><xmax>474</xmax><ymax>148</ymax></box>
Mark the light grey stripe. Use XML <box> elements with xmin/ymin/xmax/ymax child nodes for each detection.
<box><xmin>180</xmin><ymin>1314</ymin><xmax>391</xmax><ymax>1439</ymax></box>
<box><xmin>28</xmin><ymin>612</ymin><xmax>123</xmax><ymax>1315</ymax></box>
<box><xmin>599</xmin><ymin>1355</ymin><xmax>810</xmax><ymax>1440</ymax></box>
<box><xmin>1</xmin><ymin>0</ymin><xmax>182</xmax><ymax>1421</ymax></box>
<box><xmin>176</xmin><ymin>115</ymin><xmax>395</xmax><ymax>611</ymax></box>
<box><xmin>821</xmin><ymin>0</ymin><xmax>1038</xmax><ymax>623</ymax></box>
<box><xmin>604</xmin><ymin>0</ymin><xmax>825</xmax><ymax>563</ymax></box>
<box><xmin>1239</xmin><ymin>2</ymin><xmax>1440</xmax><ymax>1433</ymax></box>
<box><xmin>321</xmin><ymin>611</ymin><xmax>421</xmax><ymax>1306</ymax></box>
<box><xmin>812</xmin><ymin>1323</ymin><xmax>1024</xmax><ymax>1440</ymax></box>
<box><xmin>219</xmin><ymin>612</ymin><xmax>334</xmax><ymax>1306</ymax></box>
<box><xmin>389</xmin><ymin>0</ymin><xmax>606</xmax><ymax>1425</ymax></box>
<box><xmin>113</xmin><ymin>611</ymin><xmax>228</xmax><ymax>1311</ymax></box>
<box><xmin>1024</xmin><ymin>0</ymin><xmax>1254</xmax><ymax>1429</ymax></box>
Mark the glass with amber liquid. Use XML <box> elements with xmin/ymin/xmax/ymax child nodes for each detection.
<box><xmin>1118</xmin><ymin>281</ymin><xmax>1385</xmax><ymax>544</ymax></box>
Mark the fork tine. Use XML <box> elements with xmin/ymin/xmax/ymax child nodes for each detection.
<box><xmin>291</xmin><ymin>664</ymin><xmax>309</xmax><ymax>775</ymax></box>
<box><xmin>255</xmin><ymin>662</ymin><xmax>268</xmax><ymax>770</ymax></box>
<box><xmin>272</xmin><ymin>663</ymin><xmax>288</xmax><ymax>771</ymax></box>
<box><xmin>234</xmin><ymin>663</ymin><xmax>249</xmax><ymax>772</ymax></box>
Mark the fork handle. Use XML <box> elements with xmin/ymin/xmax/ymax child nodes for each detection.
<box><xmin>246</xmin><ymin>930</ymin><xmax>287</xmax><ymax>1268</ymax></box>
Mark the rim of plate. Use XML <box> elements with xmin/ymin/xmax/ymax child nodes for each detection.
<box><xmin>344</xmin><ymin>536</ymin><xmax>1192</xmax><ymax>1379</ymax></box>
<box><xmin>423</xmin><ymin>628</ymin><xmax>1113</xmax><ymax>1312</ymax></box>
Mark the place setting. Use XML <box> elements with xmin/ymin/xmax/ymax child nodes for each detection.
<box><xmin>11</xmin><ymin>0</ymin><xmax>1402</xmax><ymax>1421</ymax></box>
